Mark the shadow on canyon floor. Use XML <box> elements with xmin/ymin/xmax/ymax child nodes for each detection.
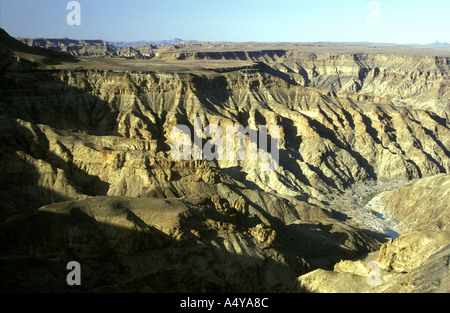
<box><xmin>0</xmin><ymin>195</ymin><xmax>379</xmax><ymax>293</ymax></box>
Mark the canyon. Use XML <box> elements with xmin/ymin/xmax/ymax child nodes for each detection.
<box><xmin>0</xmin><ymin>28</ymin><xmax>449</xmax><ymax>292</ymax></box>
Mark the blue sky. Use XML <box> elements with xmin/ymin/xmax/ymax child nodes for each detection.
<box><xmin>1</xmin><ymin>0</ymin><xmax>449</xmax><ymax>44</ymax></box>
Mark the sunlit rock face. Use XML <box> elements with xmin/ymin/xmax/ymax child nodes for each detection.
<box><xmin>0</xmin><ymin>29</ymin><xmax>449</xmax><ymax>292</ymax></box>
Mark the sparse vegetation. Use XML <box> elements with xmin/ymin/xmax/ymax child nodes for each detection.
<box><xmin>361</xmin><ymin>190</ymin><xmax>384</xmax><ymax>207</ymax></box>
<box><xmin>370</xmin><ymin>209</ymin><xmax>381</xmax><ymax>217</ymax></box>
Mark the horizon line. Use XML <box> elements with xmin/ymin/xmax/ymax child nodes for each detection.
<box><xmin>2</xmin><ymin>28</ymin><xmax>449</xmax><ymax>48</ymax></box>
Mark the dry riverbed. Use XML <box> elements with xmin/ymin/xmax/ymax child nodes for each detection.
<box><xmin>326</xmin><ymin>179</ymin><xmax>408</xmax><ymax>242</ymax></box>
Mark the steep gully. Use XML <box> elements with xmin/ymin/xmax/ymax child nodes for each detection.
<box><xmin>0</xmin><ymin>32</ymin><xmax>449</xmax><ymax>292</ymax></box>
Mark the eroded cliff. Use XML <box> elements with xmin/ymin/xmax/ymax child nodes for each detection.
<box><xmin>0</xmin><ymin>29</ymin><xmax>449</xmax><ymax>292</ymax></box>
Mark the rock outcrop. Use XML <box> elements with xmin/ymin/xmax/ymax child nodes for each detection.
<box><xmin>1</xmin><ymin>29</ymin><xmax>449</xmax><ymax>292</ymax></box>
<box><xmin>17</xmin><ymin>37</ymin><xmax>157</xmax><ymax>59</ymax></box>
<box><xmin>18</xmin><ymin>35</ymin><xmax>450</xmax><ymax>119</ymax></box>
<box><xmin>376</xmin><ymin>174</ymin><xmax>450</xmax><ymax>231</ymax></box>
<box><xmin>0</xmin><ymin>196</ymin><xmax>380</xmax><ymax>292</ymax></box>
<box><xmin>1</xmin><ymin>62</ymin><xmax>449</xmax><ymax>205</ymax></box>
<box><xmin>291</xmin><ymin>229</ymin><xmax>450</xmax><ymax>293</ymax></box>
<box><xmin>291</xmin><ymin>174</ymin><xmax>450</xmax><ymax>293</ymax></box>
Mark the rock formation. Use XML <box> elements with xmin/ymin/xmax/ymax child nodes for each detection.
<box><xmin>291</xmin><ymin>174</ymin><xmax>450</xmax><ymax>293</ymax></box>
<box><xmin>0</xmin><ymin>196</ymin><xmax>380</xmax><ymax>292</ymax></box>
<box><xmin>0</xmin><ymin>28</ymin><xmax>449</xmax><ymax>292</ymax></box>
<box><xmin>377</xmin><ymin>174</ymin><xmax>450</xmax><ymax>231</ymax></box>
<box><xmin>291</xmin><ymin>229</ymin><xmax>450</xmax><ymax>293</ymax></box>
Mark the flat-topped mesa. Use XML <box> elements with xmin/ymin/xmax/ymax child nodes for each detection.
<box><xmin>12</xmin><ymin>31</ymin><xmax>450</xmax><ymax>117</ymax></box>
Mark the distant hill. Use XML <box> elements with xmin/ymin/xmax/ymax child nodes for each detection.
<box><xmin>1</xmin><ymin>28</ymin><xmax>72</xmax><ymax>58</ymax></box>
<box><xmin>14</xmin><ymin>36</ymin><xmax>203</xmax><ymax>59</ymax></box>
<box><xmin>428</xmin><ymin>41</ymin><xmax>450</xmax><ymax>46</ymax></box>
<box><xmin>112</xmin><ymin>38</ymin><xmax>195</xmax><ymax>48</ymax></box>
<box><xmin>0</xmin><ymin>28</ymin><xmax>75</xmax><ymax>69</ymax></box>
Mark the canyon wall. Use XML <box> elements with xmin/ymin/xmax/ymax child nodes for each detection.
<box><xmin>1</xmin><ymin>29</ymin><xmax>449</xmax><ymax>292</ymax></box>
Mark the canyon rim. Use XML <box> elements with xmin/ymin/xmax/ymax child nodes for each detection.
<box><xmin>0</xmin><ymin>26</ymin><xmax>449</xmax><ymax>294</ymax></box>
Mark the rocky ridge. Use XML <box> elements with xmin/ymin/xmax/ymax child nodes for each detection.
<box><xmin>292</xmin><ymin>174</ymin><xmax>450</xmax><ymax>293</ymax></box>
<box><xmin>1</xmin><ymin>29</ymin><xmax>449</xmax><ymax>292</ymax></box>
<box><xmin>18</xmin><ymin>35</ymin><xmax>450</xmax><ymax>119</ymax></box>
<box><xmin>17</xmin><ymin>37</ymin><xmax>157</xmax><ymax>59</ymax></box>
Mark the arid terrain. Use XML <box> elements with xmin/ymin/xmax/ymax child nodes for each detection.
<box><xmin>1</xmin><ymin>28</ymin><xmax>449</xmax><ymax>292</ymax></box>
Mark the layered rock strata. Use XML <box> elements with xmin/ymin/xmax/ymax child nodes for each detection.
<box><xmin>1</xmin><ymin>29</ymin><xmax>449</xmax><ymax>292</ymax></box>
<box><xmin>292</xmin><ymin>174</ymin><xmax>450</xmax><ymax>293</ymax></box>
